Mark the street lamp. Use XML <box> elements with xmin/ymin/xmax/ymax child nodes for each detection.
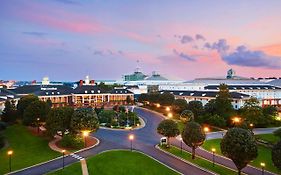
<box><xmin>7</xmin><ymin>150</ymin><xmax>13</xmax><ymax>172</ymax></box>
<box><xmin>62</xmin><ymin>150</ymin><xmax>66</xmax><ymax>169</ymax></box>
<box><xmin>249</xmin><ymin>123</ymin><xmax>254</xmax><ymax>131</ymax></box>
<box><xmin>167</xmin><ymin>113</ymin><xmax>173</xmax><ymax>118</ymax></box>
<box><xmin>37</xmin><ymin>117</ymin><xmax>40</xmax><ymax>134</ymax></box>
<box><xmin>129</xmin><ymin>134</ymin><xmax>134</xmax><ymax>151</ymax></box>
<box><xmin>203</xmin><ymin>127</ymin><xmax>210</xmax><ymax>133</ymax></box>
<box><xmin>82</xmin><ymin>130</ymin><xmax>90</xmax><ymax>148</ymax></box>
<box><xmin>260</xmin><ymin>162</ymin><xmax>265</xmax><ymax>175</ymax></box>
<box><xmin>211</xmin><ymin>148</ymin><xmax>216</xmax><ymax>167</ymax></box>
<box><xmin>232</xmin><ymin>117</ymin><xmax>241</xmax><ymax>126</ymax></box>
<box><xmin>179</xmin><ymin>137</ymin><xmax>183</xmax><ymax>154</ymax></box>
<box><xmin>166</xmin><ymin>107</ymin><xmax>170</xmax><ymax>112</ymax></box>
<box><xmin>156</xmin><ymin>103</ymin><xmax>160</xmax><ymax>108</ymax></box>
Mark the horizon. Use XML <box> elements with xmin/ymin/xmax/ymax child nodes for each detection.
<box><xmin>1</xmin><ymin>0</ymin><xmax>281</xmax><ymax>81</ymax></box>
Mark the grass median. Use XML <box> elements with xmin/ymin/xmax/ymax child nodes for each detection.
<box><xmin>0</xmin><ymin>125</ymin><xmax>60</xmax><ymax>174</ymax></box>
<box><xmin>159</xmin><ymin>145</ymin><xmax>238</xmax><ymax>175</ymax></box>
<box><xmin>48</xmin><ymin>150</ymin><xmax>179</xmax><ymax>175</ymax></box>
<box><xmin>202</xmin><ymin>137</ymin><xmax>281</xmax><ymax>174</ymax></box>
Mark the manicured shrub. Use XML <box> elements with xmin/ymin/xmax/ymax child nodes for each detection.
<box><xmin>60</xmin><ymin>134</ymin><xmax>84</xmax><ymax>149</ymax></box>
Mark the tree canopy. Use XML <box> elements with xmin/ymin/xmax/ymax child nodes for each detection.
<box><xmin>182</xmin><ymin>121</ymin><xmax>206</xmax><ymax>159</ymax></box>
<box><xmin>1</xmin><ymin>100</ymin><xmax>17</xmax><ymax>123</ymax></box>
<box><xmin>172</xmin><ymin>99</ymin><xmax>188</xmax><ymax>114</ymax></box>
<box><xmin>221</xmin><ymin>128</ymin><xmax>258</xmax><ymax>175</ymax></box>
<box><xmin>71</xmin><ymin>108</ymin><xmax>99</xmax><ymax>132</ymax></box>
<box><xmin>23</xmin><ymin>100</ymin><xmax>50</xmax><ymax>125</ymax></box>
<box><xmin>157</xmin><ymin>119</ymin><xmax>179</xmax><ymax>146</ymax></box>
<box><xmin>272</xmin><ymin>141</ymin><xmax>281</xmax><ymax>170</ymax></box>
<box><xmin>187</xmin><ymin>101</ymin><xmax>204</xmax><ymax>119</ymax></box>
<box><xmin>17</xmin><ymin>94</ymin><xmax>39</xmax><ymax>117</ymax></box>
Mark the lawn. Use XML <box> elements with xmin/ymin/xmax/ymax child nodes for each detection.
<box><xmin>0</xmin><ymin>125</ymin><xmax>60</xmax><ymax>174</ymax></box>
<box><xmin>48</xmin><ymin>150</ymin><xmax>179</xmax><ymax>175</ymax></box>
<box><xmin>160</xmin><ymin>145</ymin><xmax>238</xmax><ymax>175</ymax></box>
<box><xmin>255</xmin><ymin>134</ymin><xmax>280</xmax><ymax>145</ymax></box>
<box><xmin>201</xmin><ymin>138</ymin><xmax>281</xmax><ymax>174</ymax></box>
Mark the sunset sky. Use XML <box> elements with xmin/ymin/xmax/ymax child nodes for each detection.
<box><xmin>1</xmin><ymin>0</ymin><xmax>281</xmax><ymax>81</ymax></box>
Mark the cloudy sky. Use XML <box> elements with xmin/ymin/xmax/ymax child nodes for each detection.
<box><xmin>1</xmin><ymin>0</ymin><xmax>281</xmax><ymax>81</ymax></box>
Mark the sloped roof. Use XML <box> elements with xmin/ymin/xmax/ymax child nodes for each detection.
<box><xmin>204</xmin><ymin>84</ymin><xmax>281</xmax><ymax>90</ymax></box>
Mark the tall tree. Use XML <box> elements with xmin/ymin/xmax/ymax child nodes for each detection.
<box><xmin>204</xmin><ymin>99</ymin><xmax>216</xmax><ymax>115</ymax></box>
<box><xmin>221</xmin><ymin>128</ymin><xmax>258</xmax><ymax>175</ymax></box>
<box><xmin>157</xmin><ymin>119</ymin><xmax>180</xmax><ymax>147</ymax></box>
<box><xmin>182</xmin><ymin>121</ymin><xmax>206</xmax><ymax>159</ymax></box>
<box><xmin>172</xmin><ymin>99</ymin><xmax>188</xmax><ymax>114</ymax></box>
<box><xmin>180</xmin><ymin>110</ymin><xmax>194</xmax><ymax>123</ymax></box>
<box><xmin>159</xmin><ymin>92</ymin><xmax>175</xmax><ymax>106</ymax></box>
<box><xmin>1</xmin><ymin>100</ymin><xmax>17</xmax><ymax>123</ymax></box>
<box><xmin>45</xmin><ymin>106</ymin><xmax>74</xmax><ymax>137</ymax></box>
<box><xmin>215</xmin><ymin>84</ymin><xmax>234</xmax><ymax>120</ymax></box>
<box><xmin>187</xmin><ymin>101</ymin><xmax>204</xmax><ymax>119</ymax></box>
<box><xmin>241</xmin><ymin>97</ymin><xmax>265</xmax><ymax>126</ymax></box>
<box><xmin>17</xmin><ymin>95</ymin><xmax>39</xmax><ymax>117</ymax></box>
<box><xmin>71</xmin><ymin>108</ymin><xmax>99</xmax><ymax>132</ymax></box>
<box><xmin>23</xmin><ymin>100</ymin><xmax>50</xmax><ymax>125</ymax></box>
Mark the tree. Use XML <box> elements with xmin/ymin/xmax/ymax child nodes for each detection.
<box><xmin>180</xmin><ymin>110</ymin><xmax>194</xmax><ymax>123</ymax></box>
<box><xmin>159</xmin><ymin>92</ymin><xmax>175</xmax><ymax>106</ymax></box>
<box><xmin>262</xmin><ymin>105</ymin><xmax>278</xmax><ymax>117</ymax></box>
<box><xmin>241</xmin><ymin>97</ymin><xmax>265</xmax><ymax>126</ymax></box>
<box><xmin>98</xmin><ymin>110</ymin><xmax>115</xmax><ymax>124</ymax></box>
<box><xmin>215</xmin><ymin>84</ymin><xmax>234</xmax><ymax>120</ymax></box>
<box><xmin>207</xmin><ymin>114</ymin><xmax>227</xmax><ymax>127</ymax></box>
<box><xmin>23</xmin><ymin>100</ymin><xmax>50</xmax><ymax>125</ymax></box>
<box><xmin>17</xmin><ymin>94</ymin><xmax>39</xmax><ymax>117</ymax></box>
<box><xmin>221</xmin><ymin>128</ymin><xmax>258</xmax><ymax>175</ymax></box>
<box><xmin>157</xmin><ymin>119</ymin><xmax>180</xmax><ymax>147</ymax></box>
<box><xmin>182</xmin><ymin>121</ymin><xmax>206</xmax><ymax>159</ymax></box>
<box><xmin>272</xmin><ymin>141</ymin><xmax>281</xmax><ymax>170</ymax></box>
<box><xmin>71</xmin><ymin>108</ymin><xmax>99</xmax><ymax>132</ymax></box>
<box><xmin>45</xmin><ymin>107</ymin><xmax>74</xmax><ymax>137</ymax></box>
<box><xmin>204</xmin><ymin>99</ymin><xmax>216</xmax><ymax>115</ymax></box>
<box><xmin>137</xmin><ymin>93</ymin><xmax>149</xmax><ymax>103</ymax></box>
<box><xmin>172</xmin><ymin>99</ymin><xmax>188</xmax><ymax>114</ymax></box>
<box><xmin>126</xmin><ymin>95</ymin><xmax>132</xmax><ymax>104</ymax></box>
<box><xmin>187</xmin><ymin>101</ymin><xmax>204</xmax><ymax>119</ymax></box>
<box><xmin>273</xmin><ymin>128</ymin><xmax>281</xmax><ymax>139</ymax></box>
<box><xmin>1</xmin><ymin>100</ymin><xmax>17</xmax><ymax>123</ymax></box>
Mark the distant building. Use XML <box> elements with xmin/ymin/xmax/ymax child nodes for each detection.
<box><xmin>0</xmin><ymin>88</ymin><xmax>19</xmax><ymax>113</ymax></box>
<box><xmin>123</xmin><ymin>69</ymin><xmax>147</xmax><ymax>81</ymax></box>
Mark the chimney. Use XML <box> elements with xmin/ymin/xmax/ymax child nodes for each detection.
<box><xmin>79</xmin><ymin>80</ymin><xmax>83</xmax><ymax>86</ymax></box>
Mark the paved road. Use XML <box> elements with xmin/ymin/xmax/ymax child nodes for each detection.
<box><xmin>11</xmin><ymin>107</ymin><xmax>212</xmax><ymax>175</ymax></box>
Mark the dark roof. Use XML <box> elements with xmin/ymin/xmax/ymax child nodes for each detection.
<box><xmin>161</xmin><ymin>90</ymin><xmax>250</xmax><ymax>99</ymax></box>
<box><xmin>72</xmin><ymin>85</ymin><xmax>107</xmax><ymax>94</ymax></box>
<box><xmin>11</xmin><ymin>85</ymin><xmax>73</xmax><ymax>96</ymax></box>
<box><xmin>204</xmin><ymin>85</ymin><xmax>281</xmax><ymax>90</ymax></box>
<box><xmin>110</xmin><ymin>89</ymin><xmax>133</xmax><ymax>94</ymax></box>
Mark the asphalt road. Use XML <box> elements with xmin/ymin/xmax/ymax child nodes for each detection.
<box><xmin>11</xmin><ymin>107</ymin><xmax>212</xmax><ymax>175</ymax></box>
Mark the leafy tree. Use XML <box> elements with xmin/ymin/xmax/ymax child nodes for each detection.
<box><xmin>157</xmin><ymin>119</ymin><xmax>180</xmax><ymax>147</ymax></box>
<box><xmin>1</xmin><ymin>100</ymin><xmax>17</xmax><ymax>123</ymax></box>
<box><xmin>159</xmin><ymin>92</ymin><xmax>175</xmax><ymax>106</ymax></box>
<box><xmin>17</xmin><ymin>94</ymin><xmax>39</xmax><ymax>117</ymax></box>
<box><xmin>272</xmin><ymin>141</ymin><xmax>281</xmax><ymax>170</ymax></box>
<box><xmin>126</xmin><ymin>95</ymin><xmax>132</xmax><ymax>104</ymax></box>
<box><xmin>98</xmin><ymin>110</ymin><xmax>115</xmax><ymax>124</ymax></box>
<box><xmin>45</xmin><ymin>107</ymin><xmax>74</xmax><ymax>137</ymax></box>
<box><xmin>207</xmin><ymin>114</ymin><xmax>227</xmax><ymax>127</ymax></box>
<box><xmin>221</xmin><ymin>128</ymin><xmax>258</xmax><ymax>175</ymax></box>
<box><xmin>262</xmin><ymin>105</ymin><xmax>278</xmax><ymax>117</ymax></box>
<box><xmin>204</xmin><ymin>99</ymin><xmax>216</xmax><ymax>115</ymax></box>
<box><xmin>137</xmin><ymin>93</ymin><xmax>149</xmax><ymax>103</ymax></box>
<box><xmin>215</xmin><ymin>84</ymin><xmax>234</xmax><ymax>120</ymax></box>
<box><xmin>182</xmin><ymin>121</ymin><xmax>206</xmax><ymax>159</ymax></box>
<box><xmin>241</xmin><ymin>97</ymin><xmax>265</xmax><ymax>126</ymax></box>
<box><xmin>273</xmin><ymin>128</ymin><xmax>281</xmax><ymax>139</ymax></box>
<box><xmin>187</xmin><ymin>101</ymin><xmax>204</xmax><ymax>119</ymax></box>
<box><xmin>172</xmin><ymin>99</ymin><xmax>188</xmax><ymax>114</ymax></box>
<box><xmin>71</xmin><ymin>108</ymin><xmax>99</xmax><ymax>132</ymax></box>
<box><xmin>180</xmin><ymin>110</ymin><xmax>194</xmax><ymax>123</ymax></box>
<box><xmin>23</xmin><ymin>100</ymin><xmax>50</xmax><ymax>125</ymax></box>
<box><xmin>46</xmin><ymin>99</ymin><xmax>52</xmax><ymax>108</ymax></box>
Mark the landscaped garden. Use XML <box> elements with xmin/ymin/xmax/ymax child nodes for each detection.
<box><xmin>48</xmin><ymin>150</ymin><xmax>179</xmax><ymax>175</ymax></box>
<box><xmin>0</xmin><ymin>125</ymin><xmax>60</xmax><ymax>174</ymax></box>
<box><xmin>201</xmin><ymin>136</ymin><xmax>281</xmax><ymax>174</ymax></box>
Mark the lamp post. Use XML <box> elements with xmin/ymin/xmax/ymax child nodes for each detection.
<box><xmin>203</xmin><ymin>127</ymin><xmax>210</xmax><ymax>133</ymax></box>
<box><xmin>232</xmin><ymin>117</ymin><xmax>241</xmax><ymax>126</ymax></box>
<box><xmin>249</xmin><ymin>123</ymin><xmax>254</xmax><ymax>131</ymax></box>
<box><xmin>211</xmin><ymin>148</ymin><xmax>216</xmax><ymax>167</ymax></box>
<box><xmin>156</xmin><ymin>103</ymin><xmax>160</xmax><ymax>108</ymax></box>
<box><xmin>167</xmin><ymin>113</ymin><xmax>173</xmax><ymax>119</ymax></box>
<box><xmin>82</xmin><ymin>130</ymin><xmax>89</xmax><ymax>148</ymax></box>
<box><xmin>7</xmin><ymin>150</ymin><xmax>13</xmax><ymax>172</ymax></box>
<box><xmin>62</xmin><ymin>150</ymin><xmax>66</xmax><ymax>169</ymax></box>
<box><xmin>260</xmin><ymin>162</ymin><xmax>265</xmax><ymax>175</ymax></box>
<box><xmin>37</xmin><ymin>117</ymin><xmax>40</xmax><ymax>134</ymax></box>
<box><xmin>129</xmin><ymin>134</ymin><xmax>134</xmax><ymax>151</ymax></box>
<box><xmin>166</xmin><ymin>107</ymin><xmax>170</xmax><ymax>112</ymax></box>
<box><xmin>179</xmin><ymin>137</ymin><xmax>183</xmax><ymax>154</ymax></box>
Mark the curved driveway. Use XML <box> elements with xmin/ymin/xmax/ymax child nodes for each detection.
<box><xmin>11</xmin><ymin>107</ymin><xmax>211</xmax><ymax>175</ymax></box>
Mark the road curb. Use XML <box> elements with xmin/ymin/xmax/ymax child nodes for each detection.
<box><xmin>6</xmin><ymin>137</ymin><xmax>100</xmax><ymax>175</ymax></box>
<box><xmin>155</xmin><ymin>145</ymin><xmax>218</xmax><ymax>175</ymax></box>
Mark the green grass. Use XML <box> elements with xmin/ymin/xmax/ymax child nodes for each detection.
<box><xmin>255</xmin><ymin>134</ymin><xmax>280</xmax><ymax>145</ymax></box>
<box><xmin>202</xmin><ymin>138</ymin><xmax>281</xmax><ymax>174</ymax></box>
<box><xmin>160</xmin><ymin>145</ymin><xmax>238</xmax><ymax>175</ymax></box>
<box><xmin>48</xmin><ymin>150</ymin><xmax>179</xmax><ymax>175</ymax></box>
<box><xmin>0</xmin><ymin>125</ymin><xmax>60</xmax><ymax>174</ymax></box>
